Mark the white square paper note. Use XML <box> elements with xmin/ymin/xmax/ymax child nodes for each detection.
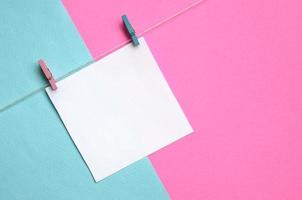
<box><xmin>46</xmin><ymin>38</ymin><xmax>193</xmax><ymax>181</ymax></box>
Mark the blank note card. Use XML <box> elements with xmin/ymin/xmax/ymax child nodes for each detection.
<box><xmin>46</xmin><ymin>38</ymin><xmax>193</xmax><ymax>181</ymax></box>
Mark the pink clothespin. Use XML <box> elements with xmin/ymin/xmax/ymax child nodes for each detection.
<box><xmin>38</xmin><ymin>59</ymin><xmax>57</xmax><ymax>90</ymax></box>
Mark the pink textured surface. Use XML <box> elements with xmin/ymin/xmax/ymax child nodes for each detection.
<box><xmin>63</xmin><ymin>0</ymin><xmax>302</xmax><ymax>199</ymax></box>
<box><xmin>62</xmin><ymin>0</ymin><xmax>199</xmax><ymax>59</ymax></box>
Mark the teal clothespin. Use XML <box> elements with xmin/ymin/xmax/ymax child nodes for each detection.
<box><xmin>122</xmin><ymin>15</ymin><xmax>139</xmax><ymax>46</ymax></box>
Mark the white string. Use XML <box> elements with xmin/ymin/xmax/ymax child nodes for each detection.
<box><xmin>139</xmin><ymin>0</ymin><xmax>206</xmax><ymax>36</ymax></box>
<box><xmin>94</xmin><ymin>0</ymin><xmax>206</xmax><ymax>61</ymax></box>
<box><xmin>0</xmin><ymin>0</ymin><xmax>206</xmax><ymax>112</ymax></box>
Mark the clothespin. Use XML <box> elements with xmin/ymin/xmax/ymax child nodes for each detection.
<box><xmin>122</xmin><ymin>15</ymin><xmax>139</xmax><ymax>46</ymax></box>
<box><xmin>38</xmin><ymin>59</ymin><xmax>57</xmax><ymax>90</ymax></box>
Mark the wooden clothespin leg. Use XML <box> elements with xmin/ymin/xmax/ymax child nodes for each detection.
<box><xmin>122</xmin><ymin>15</ymin><xmax>139</xmax><ymax>46</ymax></box>
<box><xmin>38</xmin><ymin>59</ymin><xmax>57</xmax><ymax>90</ymax></box>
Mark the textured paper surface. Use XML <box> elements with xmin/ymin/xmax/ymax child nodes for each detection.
<box><xmin>46</xmin><ymin>38</ymin><xmax>192</xmax><ymax>181</ymax></box>
<box><xmin>0</xmin><ymin>1</ymin><xmax>169</xmax><ymax>199</ymax></box>
<box><xmin>62</xmin><ymin>0</ymin><xmax>302</xmax><ymax>199</ymax></box>
<box><xmin>62</xmin><ymin>0</ymin><xmax>200</xmax><ymax>59</ymax></box>
<box><xmin>0</xmin><ymin>0</ymin><xmax>91</xmax><ymax>110</ymax></box>
<box><xmin>0</xmin><ymin>92</ymin><xmax>169</xmax><ymax>200</ymax></box>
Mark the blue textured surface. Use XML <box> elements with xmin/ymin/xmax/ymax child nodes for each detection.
<box><xmin>0</xmin><ymin>0</ymin><xmax>91</xmax><ymax>109</ymax></box>
<box><xmin>0</xmin><ymin>92</ymin><xmax>169</xmax><ymax>200</ymax></box>
<box><xmin>0</xmin><ymin>1</ymin><xmax>169</xmax><ymax>199</ymax></box>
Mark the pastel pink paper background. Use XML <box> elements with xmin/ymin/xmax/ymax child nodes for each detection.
<box><xmin>62</xmin><ymin>0</ymin><xmax>200</xmax><ymax>59</ymax></box>
<box><xmin>63</xmin><ymin>0</ymin><xmax>302</xmax><ymax>199</ymax></box>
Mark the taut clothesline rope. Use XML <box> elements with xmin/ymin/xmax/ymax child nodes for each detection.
<box><xmin>0</xmin><ymin>0</ymin><xmax>206</xmax><ymax>113</ymax></box>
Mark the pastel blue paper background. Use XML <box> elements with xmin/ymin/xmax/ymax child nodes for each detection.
<box><xmin>0</xmin><ymin>1</ymin><xmax>169</xmax><ymax>199</ymax></box>
<box><xmin>0</xmin><ymin>0</ymin><xmax>91</xmax><ymax>110</ymax></box>
<box><xmin>0</xmin><ymin>92</ymin><xmax>169</xmax><ymax>200</ymax></box>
